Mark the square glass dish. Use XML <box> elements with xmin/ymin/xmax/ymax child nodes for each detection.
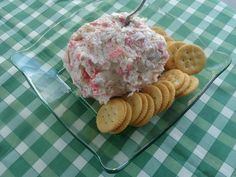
<box><xmin>11</xmin><ymin>0</ymin><xmax>231</xmax><ymax>173</ymax></box>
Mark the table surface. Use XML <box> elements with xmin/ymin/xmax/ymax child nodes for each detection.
<box><xmin>1</xmin><ymin>0</ymin><xmax>236</xmax><ymax>176</ymax></box>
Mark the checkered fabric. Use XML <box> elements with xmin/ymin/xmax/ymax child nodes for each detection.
<box><xmin>1</xmin><ymin>0</ymin><xmax>236</xmax><ymax>176</ymax></box>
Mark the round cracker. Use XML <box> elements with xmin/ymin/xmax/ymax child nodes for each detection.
<box><xmin>141</xmin><ymin>85</ymin><xmax>163</xmax><ymax>114</ymax></box>
<box><xmin>152</xmin><ymin>82</ymin><xmax>170</xmax><ymax>112</ymax></box>
<box><xmin>164</xmin><ymin>35</ymin><xmax>174</xmax><ymax>42</ymax></box>
<box><xmin>96</xmin><ymin>98</ymin><xmax>127</xmax><ymax>133</ymax></box>
<box><xmin>159</xmin><ymin>69</ymin><xmax>185</xmax><ymax>90</ymax></box>
<box><xmin>159</xmin><ymin>80</ymin><xmax>176</xmax><ymax>109</ymax></box>
<box><xmin>175</xmin><ymin>44</ymin><xmax>206</xmax><ymax>75</ymax></box>
<box><xmin>165</xmin><ymin>41</ymin><xmax>186</xmax><ymax>70</ymax></box>
<box><xmin>131</xmin><ymin>93</ymin><xmax>148</xmax><ymax>125</ymax></box>
<box><xmin>124</xmin><ymin>92</ymin><xmax>142</xmax><ymax>124</ymax></box>
<box><xmin>151</xmin><ymin>26</ymin><xmax>167</xmax><ymax>36</ymax></box>
<box><xmin>167</xmin><ymin>41</ymin><xmax>174</xmax><ymax>47</ymax></box>
<box><xmin>176</xmin><ymin>73</ymin><xmax>191</xmax><ymax>96</ymax></box>
<box><xmin>134</xmin><ymin>93</ymin><xmax>155</xmax><ymax>127</ymax></box>
<box><xmin>111</xmin><ymin>102</ymin><xmax>132</xmax><ymax>134</ymax></box>
<box><xmin>179</xmin><ymin>76</ymin><xmax>199</xmax><ymax>97</ymax></box>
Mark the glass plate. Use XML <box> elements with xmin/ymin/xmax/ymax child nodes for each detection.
<box><xmin>11</xmin><ymin>0</ymin><xmax>231</xmax><ymax>173</ymax></box>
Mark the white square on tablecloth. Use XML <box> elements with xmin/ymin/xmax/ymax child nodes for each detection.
<box><xmin>15</xmin><ymin>142</ymin><xmax>28</xmax><ymax>155</ymax></box>
<box><xmin>0</xmin><ymin>126</ymin><xmax>11</xmax><ymax>138</ymax></box>
<box><xmin>193</xmin><ymin>27</ymin><xmax>204</xmax><ymax>35</ymax></box>
<box><xmin>219</xmin><ymin>162</ymin><xmax>234</xmax><ymax>177</ymax></box>
<box><xmin>193</xmin><ymin>145</ymin><xmax>207</xmax><ymax>159</ymax></box>
<box><xmin>200</xmin><ymin>93</ymin><xmax>210</xmax><ymax>104</ymax></box>
<box><xmin>221</xmin><ymin>107</ymin><xmax>233</xmax><ymax>119</ymax></box>
<box><xmin>8</xmin><ymin>66</ymin><xmax>17</xmax><ymax>75</ymax></box>
<box><xmin>213</xmin><ymin>77</ymin><xmax>223</xmax><ymax>86</ymax></box>
<box><xmin>137</xmin><ymin>170</ymin><xmax>149</xmax><ymax>177</ymax></box>
<box><xmin>205</xmin><ymin>16</ymin><xmax>214</xmax><ymax>23</ymax></box>
<box><xmin>223</xmin><ymin>25</ymin><xmax>234</xmax><ymax>33</ymax></box>
<box><xmin>19</xmin><ymin>3</ymin><xmax>28</xmax><ymax>10</ymax></box>
<box><xmin>53</xmin><ymin>138</ymin><xmax>67</xmax><ymax>152</ymax></box>
<box><xmin>29</xmin><ymin>31</ymin><xmax>39</xmax><ymax>38</ymax></box>
<box><xmin>31</xmin><ymin>11</ymin><xmax>40</xmax><ymax>18</ymax></box>
<box><xmin>0</xmin><ymin>33</ymin><xmax>10</xmax><ymax>41</ymax></box>
<box><xmin>215</xmin><ymin>4</ymin><xmax>224</xmax><ymax>12</ymax></box>
<box><xmin>213</xmin><ymin>37</ymin><xmax>223</xmax><ymax>45</ymax></box>
<box><xmin>36</xmin><ymin>122</ymin><xmax>49</xmax><ymax>135</ymax></box>
<box><xmin>185</xmin><ymin>109</ymin><xmax>197</xmax><ymax>122</ymax></box>
<box><xmin>4</xmin><ymin>14</ymin><xmax>13</xmax><ymax>20</ymax></box>
<box><xmin>208</xmin><ymin>125</ymin><xmax>221</xmax><ymax>138</ymax></box>
<box><xmin>44</xmin><ymin>19</ymin><xmax>54</xmax><ymax>27</ymax></box>
<box><xmin>33</xmin><ymin>159</ymin><xmax>47</xmax><ymax>174</ymax></box>
<box><xmin>0</xmin><ymin>57</ymin><xmax>5</xmax><ymax>64</ymax></box>
<box><xmin>0</xmin><ymin>162</ymin><xmax>7</xmax><ymax>176</ymax></box>
<box><xmin>13</xmin><ymin>43</ymin><xmax>23</xmax><ymax>50</ymax></box>
<box><xmin>92</xmin><ymin>134</ymin><xmax>106</xmax><ymax>148</ymax></box>
<box><xmin>4</xmin><ymin>94</ymin><xmax>16</xmax><ymax>105</ymax></box>
<box><xmin>178</xmin><ymin>166</ymin><xmax>193</xmax><ymax>177</ymax></box>
<box><xmin>154</xmin><ymin>148</ymin><xmax>168</xmax><ymax>163</ymax></box>
<box><xmin>169</xmin><ymin>128</ymin><xmax>183</xmax><ymax>141</ymax></box>
<box><xmin>20</xmin><ymin>108</ymin><xmax>32</xmax><ymax>119</ymax></box>
<box><xmin>186</xmin><ymin>7</ymin><xmax>195</xmax><ymax>14</ymax></box>
<box><xmin>73</xmin><ymin>156</ymin><xmax>86</xmax><ymax>170</ymax></box>
<box><xmin>130</xmin><ymin>131</ymin><xmax>145</xmax><ymax>144</ymax></box>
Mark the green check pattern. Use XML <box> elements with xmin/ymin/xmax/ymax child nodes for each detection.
<box><xmin>1</xmin><ymin>0</ymin><xmax>236</xmax><ymax>176</ymax></box>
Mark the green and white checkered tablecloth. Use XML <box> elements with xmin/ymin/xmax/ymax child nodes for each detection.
<box><xmin>1</xmin><ymin>0</ymin><xmax>236</xmax><ymax>176</ymax></box>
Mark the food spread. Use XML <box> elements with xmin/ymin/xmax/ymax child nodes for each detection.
<box><xmin>63</xmin><ymin>13</ymin><xmax>169</xmax><ymax>104</ymax></box>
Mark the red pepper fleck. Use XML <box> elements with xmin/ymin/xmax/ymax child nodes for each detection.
<box><xmin>68</xmin><ymin>40</ymin><xmax>77</xmax><ymax>49</ymax></box>
<box><xmin>119</xmin><ymin>16</ymin><xmax>126</xmax><ymax>24</ymax></box>
<box><xmin>116</xmin><ymin>67</ymin><xmax>124</xmax><ymax>75</ymax></box>
<box><xmin>125</xmin><ymin>36</ymin><xmax>133</xmax><ymax>47</ymax></box>
<box><xmin>90</xmin><ymin>82</ymin><xmax>99</xmax><ymax>92</ymax></box>
<box><xmin>77</xmin><ymin>53</ymin><xmax>81</xmax><ymax>61</ymax></box>
<box><xmin>127</xmin><ymin>64</ymin><xmax>132</xmax><ymax>71</ymax></box>
<box><xmin>81</xmin><ymin>68</ymin><xmax>91</xmax><ymax>83</ymax></box>
<box><xmin>109</xmin><ymin>47</ymin><xmax>124</xmax><ymax>59</ymax></box>
<box><xmin>90</xmin><ymin>22</ymin><xmax>99</xmax><ymax>26</ymax></box>
<box><xmin>94</xmin><ymin>68</ymin><xmax>99</xmax><ymax>75</ymax></box>
<box><xmin>102</xmin><ymin>22</ymin><xmax>109</xmax><ymax>27</ymax></box>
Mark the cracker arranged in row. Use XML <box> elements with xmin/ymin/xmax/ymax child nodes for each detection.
<box><xmin>151</xmin><ymin>26</ymin><xmax>167</xmax><ymax>36</ymax></box>
<box><xmin>153</xmin><ymin>26</ymin><xmax>206</xmax><ymax>75</ymax></box>
<box><xmin>96</xmin><ymin>98</ymin><xmax>127</xmax><ymax>133</ymax></box>
<box><xmin>96</xmin><ymin>71</ymin><xmax>199</xmax><ymax>134</ymax></box>
<box><xmin>165</xmin><ymin>41</ymin><xmax>185</xmax><ymax>70</ymax></box>
<box><xmin>111</xmin><ymin>102</ymin><xmax>132</xmax><ymax>134</ymax></box>
<box><xmin>151</xmin><ymin>26</ymin><xmax>174</xmax><ymax>42</ymax></box>
<box><xmin>129</xmin><ymin>93</ymin><xmax>148</xmax><ymax>125</ymax></box>
<box><xmin>152</xmin><ymin>82</ymin><xmax>170</xmax><ymax>112</ymax></box>
<box><xmin>135</xmin><ymin>93</ymin><xmax>155</xmax><ymax>127</ymax></box>
<box><xmin>176</xmin><ymin>73</ymin><xmax>191</xmax><ymax>96</ymax></box>
<box><xmin>159</xmin><ymin>80</ymin><xmax>175</xmax><ymax>108</ymax></box>
<box><xmin>174</xmin><ymin>44</ymin><xmax>206</xmax><ymax>75</ymax></box>
<box><xmin>159</xmin><ymin>69</ymin><xmax>185</xmax><ymax>90</ymax></box>
<box><xmin>159</xmin><ymin>69</ymin><xmax>199</xmax><ymax>97</ymax></box>
<box><xmin>141</xmin><ymin>80</ymin><xmax>176</xmax><ymax>115</ymax></box>
<box><xmin>179</xmin><ymin>75</ymin><xmax>199</xmax><ymax>97</ymax></box>
<box><xmin>141</xmin><ymin>85</ymin><xmax>162</xmax><ymax>114</ymax></box>
<box><xmin>165</xmin><ymin>42</ymin><xmax>206</xmax><ymax>75</ymax></box>
<box><xmin>129</xmin><ymin>93</ymin><xmax>155</xmax><ymax>127</ymax></box>
<box><xmin>125</xmin><ymin>92</ymin><xmax>142</xmax><ymax>124</ymax></box>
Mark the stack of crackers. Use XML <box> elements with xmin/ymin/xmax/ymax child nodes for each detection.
<box><xmin>96</xmin><ymin>26</ymin><xmax>206</xmax><ymax>134</ymax></box>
